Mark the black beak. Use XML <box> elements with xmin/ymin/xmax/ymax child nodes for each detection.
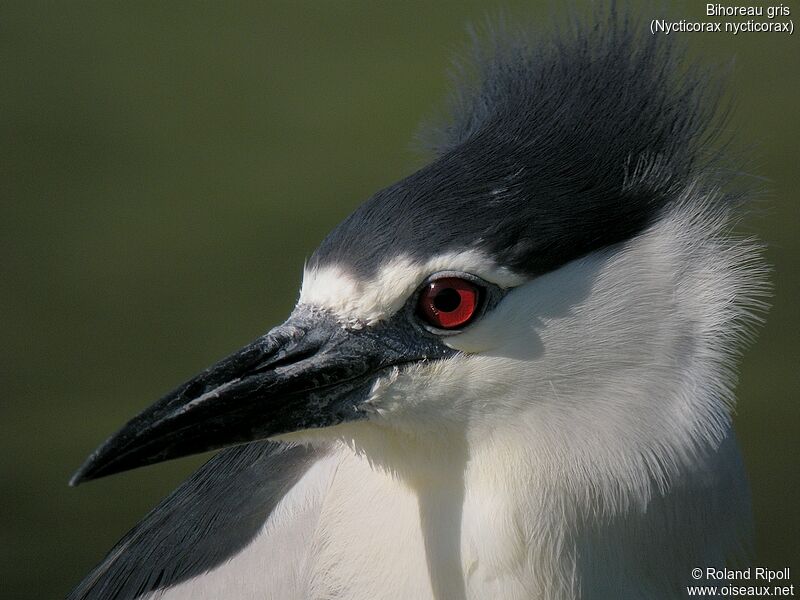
<box><xmin>70</xmin><ymin>307</ymin><xmax>447</xmax><ymax>485</ymax></box>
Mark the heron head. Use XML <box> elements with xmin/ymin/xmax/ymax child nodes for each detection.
<box><xmin>71</xmin><ymin>17</ymin><xmax>766</xmax><ymax>491</ymax></box>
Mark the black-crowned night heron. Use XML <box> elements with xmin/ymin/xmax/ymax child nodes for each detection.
<box><xmin>68</xmin><ymin>12</ymin><xmax>768</xmax><ymax>600</ymax></box>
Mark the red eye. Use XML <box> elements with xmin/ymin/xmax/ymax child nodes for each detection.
<box><xmin>417</xmin><ymin>277</ymin><xmax>481</xmax><ymax>330</ymax></box>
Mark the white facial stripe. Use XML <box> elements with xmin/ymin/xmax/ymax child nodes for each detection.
<box><xmin>299</xmin><ymin>249</ymin><xmax>527</xmax><ymax>326</ymax></box>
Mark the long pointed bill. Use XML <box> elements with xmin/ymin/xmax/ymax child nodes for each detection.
<box><xmin>71</xmin><ymin>307</ymin><xmax>450</xmax><ymax>485</ymax></box>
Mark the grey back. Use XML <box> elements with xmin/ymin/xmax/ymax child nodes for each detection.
<box><xmin>67</xmin><ymin>441</ymin><xmax>323</xmax><ymax>600</ymax></box>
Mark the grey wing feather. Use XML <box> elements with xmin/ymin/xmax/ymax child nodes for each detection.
<box><xmin>67</xmin><ymin>440</ymin><xmax>324</xmax><ymax>600</ymax></box>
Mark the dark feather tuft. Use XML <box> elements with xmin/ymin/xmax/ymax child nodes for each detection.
<box><xmin>311</xmin><ymin>9</ymin><xmax>730</xmax><ymax>278</ymax></box>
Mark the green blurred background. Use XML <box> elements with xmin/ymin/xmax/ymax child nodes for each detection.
<box><xmin>2</xmin><ymin>2</ymin><xmax>797</xmax><ymax>598</ymax></box>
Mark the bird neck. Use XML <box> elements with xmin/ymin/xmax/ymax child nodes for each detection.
<box><xmin>451</xmin><ymin>424</ymin><xmax>750</xmax><ymax>599</ymax></box>
<box><xmin>324</xmin><ymin>411</ymin><xmax>749</xmax><ymax>599</ymax></box>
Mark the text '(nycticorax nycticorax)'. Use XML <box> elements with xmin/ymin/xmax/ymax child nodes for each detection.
<box><xmin>68</xmin><ymin>11</ymin><xmax>768</xmax><ymax>600</ymax></box>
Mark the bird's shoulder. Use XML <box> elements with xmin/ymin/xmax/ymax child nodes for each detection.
<box><xmin>67</xmin><ymin>440</ymin><xmax>334</xmax><ymax>600</ymax></box>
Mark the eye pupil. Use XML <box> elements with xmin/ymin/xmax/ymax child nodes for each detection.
<box><xmin>417</xmin><ymin>276</ymin><xmax>482</xmax><ymax>330</ymax></box>
<box><xmin>432</xmin><ymin>287</ymin><xmax>462</xmax><ymax>312</ymax></box>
